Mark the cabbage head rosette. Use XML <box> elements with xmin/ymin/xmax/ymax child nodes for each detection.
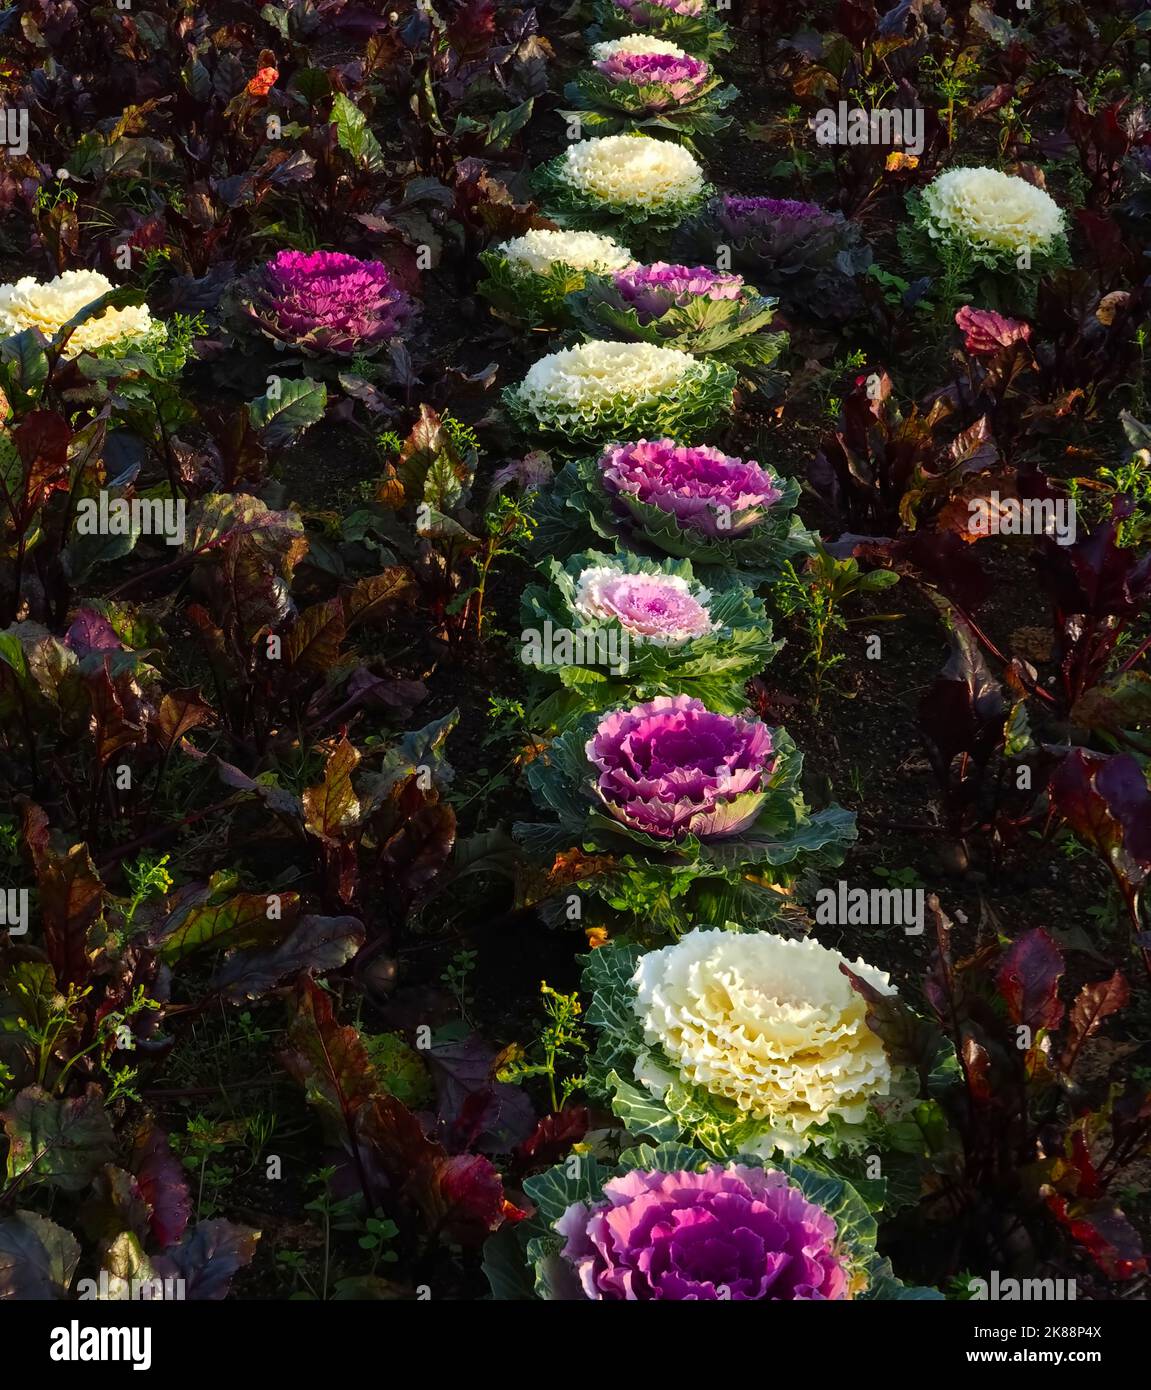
<box><xmin>565</xmin><ymin>262</ymin><xmax>786</xmax><ymax>374</ymax></box>
<box><xmin>533</xmin><ymin>135</ymin><xmax>711</xmax><ymax>243</ymax></box>
<box><xmin>902</xmin><ymin>168</ymin><xmax>1068</xmax><ymax>308</ymax></box>
<box><xmin>670</xmin><ymin>195</ymin><xmax>872</xmax><ymax>324</ymax></box>
<box><xmin>485</xmin><ymin>1141</ymin><xmax>940</xmax><ymax>1300</ymax></box>
<box><xmin>234</xmin><ymin>249</ymin><xmax>414</xmax><ymax>357</ymax></box>
<box><xmin>560</xmin><ymin>43</ymin><xmax>737</xmax><ymax>139</ymax></box>
<box><xmin>0</xmin><ymin>269</ymin><xmax>158</xmax><ymax>359</ymax></box>
<box><xmin>502</xmin><ymin>342</ymin><xmax>735</xmax><ymax>446</ymax></box>
<box><xmin>476</xmin><ymin>228</ymin><xmax>635</xmax><ymax>330</ymax></box>
<box><xmin>531</xmin><ymin>439</ymin><xmax>815</xmax><ymax>581</ymax></box>
<box><xmin>516</xmin><ymin>695</ymin><xmax>855</xmax><ymax>933</ymax></box>
<box><xmin>582</xmin><ymin>928</ymin><xmax>903</xmax><ymax>1159</ymax></box>
<box><xmin>520</xmin><ymin>549</ymin><xmax>780</xmax><ymax>728</ymax></box>
<box><xmin>588</xmin><ymin>0</ymin><xmax>733</xmax><ymax>62</ymax></box>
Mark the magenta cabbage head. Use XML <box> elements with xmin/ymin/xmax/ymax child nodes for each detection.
<box><xmin>555</xmin><ymin>1164</ymin><xmax>849</xmax><ymax>1300</ymax></box>
<box><xmin>594</xmin><ymin>53</ymin><xmax>712</xmax><ymax>107</ymax></box>
<box><xmin>586</xmin><ymin>694</ymin><xmax>774</xmax><ymax>839</ymax></box>
<box><xmin>615</xmin><ymin>0</ymin><xmax>706</xmax><ymax>15</ymax></box>
<box><xmin>610</xmin><ymin>262</ymin><xmax>744</xmax><ymax>322</ymax></box>
<box><xmin>600</xmin><ymin>438</ymin><xmax>783</xmax><ymax>538</ymax></box>
<box><xmin>241</xmin><ymin>249</ymin><xmax>413</xmax><ymax>356</ymax></box>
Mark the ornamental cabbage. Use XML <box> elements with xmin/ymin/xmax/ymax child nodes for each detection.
<box><xmin>235</xmin><ymin>249</ymin><xmax>413</xmax><ymax>357</ymax></box>
<box><xmin>502</xmin><ymin>342</ymin><xmax>735</xmax><ymax>443</ymax></box>
<box><xmin>566</xmin><ymin>264</ymin><xmax>784</xmax><ymax>371</ymax></box>
<box><xmin>587</xmin><ymin>695</ymin><xmax>774</xmax><ymax>839</ymax></box>
<box><xmin>534</xmin><ymin>134</ymin><xmax>711</xmax><ymax>237</ymax></box>
<box><xmin>0</xmin><ymin>269</ymin><xmax>156</xmax><ymax>358</ymax></box>
<box><xmin>489</xmin><ymin>1141</ymin><xmax>941</xmax><ymax>1300</ymax></box>
<box><xmin>670</xmin><ymin>195</ymin><xmax>872</xmax><ymax>323</ymax></box>
<box><xmin>520</xmin><ymin>549</ymin><xmax>780</xmax><ymax>726</ymax></box>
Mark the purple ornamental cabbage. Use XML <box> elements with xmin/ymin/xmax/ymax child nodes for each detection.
<box><xmin>610</xmin><ymin>262</ymin><xmax>744</xmax><ymax>321</ymax></box>
<box><xmin>594</xmin><ymin>52</ymin><xmax>713</xmax><ymax>108</ymax></box>
<box><xmin>586</xmin><ymin>693</ymin><xmax>774</xmax><ymax>839</ymax></box>
<box><xmin>614</xmin><ymin>0</ymin><xmax>706</xmax><ymax>16</ymax></box>
<box><xmin>555</xmin><ymin>1164</ymin><xmax>849</xmax><ymax>1300</ymax></box>
<box><xmin>600</xmin><ymin>438</ymin><xmax>783</xmax><ymax>538</ymax></box>
<box><xmin>670</xmin><ymin>195</ymin><xmax>872</xmax><ymax>322</ymax></box>
<box><xmin>240</xmin><ymin>249</ymin><xmax>413</xmax><ymax>356</ymax></box>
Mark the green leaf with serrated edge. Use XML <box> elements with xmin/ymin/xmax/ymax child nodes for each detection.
<box><xmin>331</xmin><ymin>93</ymin><xmax>385</xmax><ymax>172</ymax></box>
<box><xmin>248</xmin><ymin>377</ymin><xmax>327</xmax><ymax>448</ymax></box>
<box><xmin>0</xmin><ymin>1211</ymin><xmax>80</xmax><ymax>1298</ymax></box>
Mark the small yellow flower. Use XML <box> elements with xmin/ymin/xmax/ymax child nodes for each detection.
<box><xmin>886</xmin><ymin>151</ymin><xmax>919</xmax><ymax>172</ymax></box>
<box><xmin>585</xmin><ymin>926</ymin><xmax>609</xmax><ymax>949</ymax></box>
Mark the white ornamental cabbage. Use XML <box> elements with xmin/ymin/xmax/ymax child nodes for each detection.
<box><xmin>503</xmin><ymin>339</ymin><xmax>733</xmax><ymax>440</ymax></box>
<box><xmin>0</xmin><ymin>269</ymin><xmax>155</xmax><ymax>357</ymax></box>
<box><xmin>920</xmin><ymin>167</ymin><xmax>1065</xmax><ymax>257</ymax></box>
<box><xmin>496</xmin><ymin>228</ymin><xmax>635</xmax><ymax>276</ymax></box>
<box><xmin>631</xmin><ymin>927</ymin><xmax>897</xmax><ymax>1154</ymax></box>
<box><xmin>556</xmin><ymin>135</ymin><xmax>706</xmax><ymax>214</ymax></box>
<box><xmin>591</xmin><ymin>34</ymin><xmax>691</xmax><ymax>59</ymax></box>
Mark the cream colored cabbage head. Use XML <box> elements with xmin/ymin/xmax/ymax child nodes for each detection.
<box><xmin>558</xmin><ymin>135</ymin><xmax>705</xmax><ymax>212</ymax></box>
<box><xmin>631</xmin><ymin>927</ymin><xmax>897</xmax><ymax>1155</ymax></box>
<box><xmin>921</xmin><ymin>167</ymin><xmax>1065</xmax><ymax>256</ymax></box>
<box><xmin>0</xmin><ymin>269</ymin><xmax>155</xmax><ymax>358</ymax></box>
<box><xmin>591</xmin><ymin>34</ymin><xmax>690</xmax><ymax>59</ymax></box>
<box><xmin>513</xmin><ymin>339</ymin><xmax>697</xmax><ymax>417</ymax></box>
<box><xmin>496</xmin><ymin>228</ymin><xmax>635</xmax><ymax>276</ymax></box>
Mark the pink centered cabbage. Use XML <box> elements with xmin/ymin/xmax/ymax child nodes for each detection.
<box><xmin>576</xmin><ymin>568</ymin><xmax>715</xmax><ymax>643</ymax></box>
<box><xmin>594</xmin><ymin>52</ymin><xmax>712</xmax><ymax>107</ymax></box>
<box><xmin>555</xmin><ymin>1164</ymin><xmax>849</xmax><ymax>1300</ymax></box>
<box><xmin>610</xmin><ymin>262</ymin><xmax>744</xmax><ymax>322</ymax></box>
<box><xmin>600</xmin><ymin>438</ymin><xmax>783</xmax><ymax>538</ymax></box>
<box><xmin>586</xmin><ymin>693</ymin><xmax>774</xmax><ymax>838</ymax></box>
<box><xmin>242</xmin><ymin>249</ymin><xmax>413</xmax><ymax>356</ymax></box>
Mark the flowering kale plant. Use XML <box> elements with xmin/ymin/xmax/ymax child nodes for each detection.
<box><xmin>233</xmin><ymin>249</ymin><xmax>414</xmax><ymax>357</ymax></box>
<box><xmin>486</xmin><ymin>1141</ymin><xmax>939</xmax><ymax>1300</ymax></box>
<box><xmin>582</xmin><ymin>929</ymin><xmax>909</xmax><ymax>1160</ymax></box>
<box><xmin>477</xmin><ymin>229</ymin><xmax>635</xmax><ymax>330</ymax></box>
<box><xmin>533</xmin><ymin>134</ymin><xmax>711</xmax><ymax>243</ymax></box>
<box><xmin>533</xmin><ymin>439</ymin><xmax>815</xmax><ymax>580</ymax></box>
<box><xmin>520</xmin><ymin>548</ymin><xmax>780</xmax><ymax>726</ymax></box>
<box><xmin>502</xmin><ymin>343</ymin><xmax>736</xmax><ymax>445</ymax></box>
<box><xmin>560</xmin><ymin>46</ymin><xmax>737</xmax><ymax>139</ymax></box>
<box><xmin>565</xmin><ymin>262</ymin><xmax>785</xmax><ymax>378</ymax></box>
<box><xmin>588</xmin><ymin>0</ymin><xmax>734</xmax><ymax>62</ymax></box>
<box><xmin>901</xmin><ymin>168</ymin><xmax>1069</xmax><ymax>312</ymax></box>
<box><xmin>517</xmin><ymin>695</ymin><xmax>855</xmax><ymax>932</ymax></box>
<box><xmin>671</xmin><ymin>196</ymin><xmax>872</xmax><ymax>323</ymax></box>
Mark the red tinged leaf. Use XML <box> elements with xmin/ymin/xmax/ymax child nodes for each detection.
<box><xmin>435</xmin><ymin>1154</ymin><xmax>506</xmax><ymax>1233</ymax></box>
<box><xmin>356</xmin><ymin>1095</ymin><xmax>513</xmax><ymax>1245</ymax></box>
<box><xmin>153</xmin><ymin>687</ymin><xmax>215</xmax><ymax>753</ymax></box>
<box><xmin>1045</xmin><ymin>1194</ymin><xmax>1146</xmax><ymax>1280</ymax></box>
<box><xmin>960</xmin><ymin>1035</ymin><xmax>993</xmax><ymax>1103</ymax></box>
<box><xmin>379</xmin><ymin>802</ymin><xmax>456</xmax><ymax>898</ymax></box>
<box><xmin>130</xmin><ymin>1123</ymin><xmax>191</xmax><ymax>1249</ymax></box>
<box><xmin>1051</xmin><ymin>749</ymin><xmax>1151</xmax><ymax>873</ymax></box>
<box><xmin>21</xmin><ymin>803</ymin><xmax>105</xmax><ymax>989</ymax></box>
<box><xmin>1060</xmin><ymin>970</ymin><xmax>1129</xmax><ymax>1073</ymax></box>
<box><xmin>150</xmin><ymin>1219</ymin><xmax>260</xmax><ymax>1299</ymax></box>
<box><xmin>509</xmin><ymin>1106</ymin><xmax>590</xmax><ymax>1180</ymax></box>
<box><xmin>279</xmin><ymin>979</ymin><xmax>375</xmax><ymax>1139</ymax></box>
<box><xmin>12</xmin><ymin>411</ymin><xmax>71</xmax><ymax>521</ymax></box>
<box><xmin>996</xmin><ymin>928</ymin><xmax>1065</xmax><ymax>1034</ymax></box>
